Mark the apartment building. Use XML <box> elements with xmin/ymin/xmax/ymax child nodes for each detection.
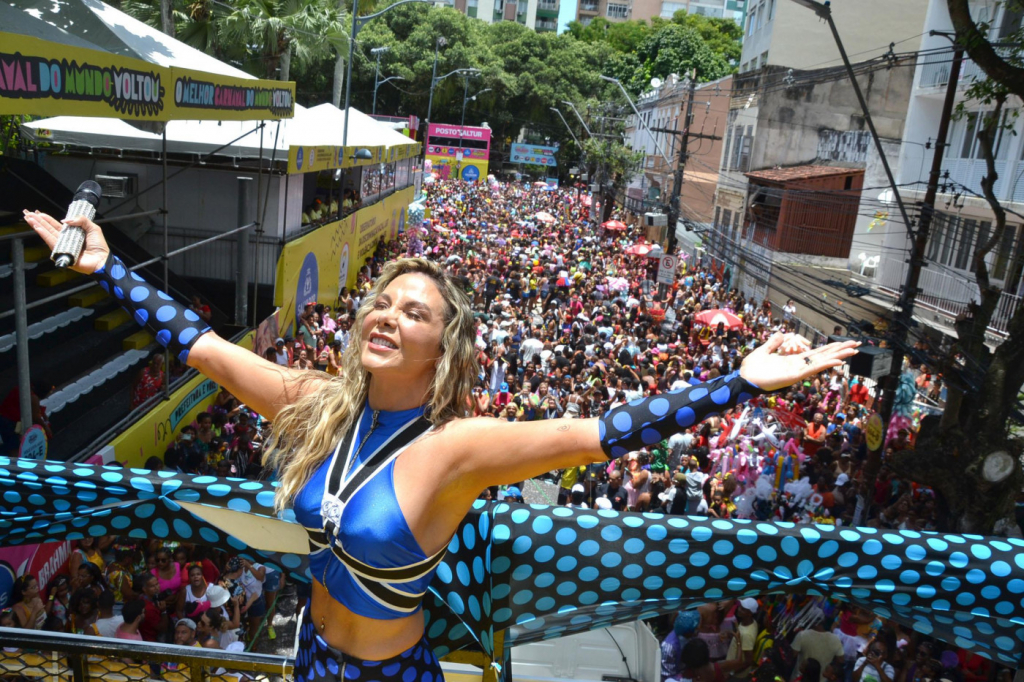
<box><xmin>736</xmin><ymin>0</ymin><xmax>927</xmax><ymax>74</ymax></box>
<box><xmin>852</xmin><ymin>0</ymin><xmax>1024</xmax><ymax>344</ymax></box>
<box><xmin>702</xmin><ymin>56</ymin><xmax>918</xmax><ymax>333</ymax></box>
<box><xmin>456</xmin><ymin>0</ymin><xmax>556</xmax><ymax>31</ymax></box>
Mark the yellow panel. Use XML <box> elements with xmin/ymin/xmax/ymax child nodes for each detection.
<box><xmin>95</xmin><ymin>308</ymin><xmax>131</xmax><ymax>331</ymax></box>
<box><xmin>121</xmin><ymin>330</ymin><xmax>154</xmax><ymax>350</ymax></box>
<box><xmin>35</xmin><ymin>267</ymin><xmax>82</xmax><ymax>287</ymax></box>
<box><xmin>69</xmin><ymin>285</ymin><xmax>109</xmax><ymax>307</ymax></box>
<box><xmin>105</xmin><ymin>331</ymin><xmax>255</xmax><ymax>467</ymax></box>
<box><xmin>24</xmin><ymin>245</ymin><xmax>50</xmax><ymax>262</ymax></box>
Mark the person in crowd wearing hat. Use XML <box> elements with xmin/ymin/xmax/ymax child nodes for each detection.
<box><xmin>685</xmin><ymin>457</ymin><xmax>709</xmax><ymax>515</ymax></box>
<box><xmin>567</xmin><ymin>483</ymin><xmax>589</xmax><ymax>509</ymax></box>
<box><xmin>724</xmin><ymin>598</ymin><xmax>760</xmax><ymax>679</ymax></box>
<box><xmin>221</xmin><ymin>557</ymin><xmax>265</xmax><ymax>645</ymax></box>
<box><xmin>272</xmin><ymin>338</ymin><xmax>290</xmax><ymax>367</ymax></box>
<box><xmin>663</xmin><ymin>610</ymin><xmax>701</xmax><ymax>682</ymax></box>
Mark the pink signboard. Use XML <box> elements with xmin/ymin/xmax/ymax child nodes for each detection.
<box><xmin>426</xmin><ymin>123</ymin><xmax>492</xmax><ymax>156</ymax></box>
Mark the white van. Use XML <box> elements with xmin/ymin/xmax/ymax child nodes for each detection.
<box><xmin>442</xmin><ymin>621</ymin><xmax>662</xmax><ymax>682</ymax></box>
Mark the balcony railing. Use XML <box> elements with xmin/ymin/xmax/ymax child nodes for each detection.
<box><xmin>539</xmin><ymin>0</ymin><xmax>558</xmax><ymax>9</ymax></box>
<box><xmin>537</xmin><ymin>18</ymin><xmax>558</xmax><ymax>29</ymax></box>
<box><xmin>876</xmin><ymin>254</ymin><xmax>1022</xmax><ymax>335</ymax></box>
<box><xmin>916</xmin><ymin>51</ymin><xmax>1001</xmax><ymax>91</ymax></box>
<box><xmin>580</xmin><ymin>2</ymin><xmax>599</xmax><ymax>11</ymax></box>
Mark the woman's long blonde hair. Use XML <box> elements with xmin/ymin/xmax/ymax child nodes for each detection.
<box><xmin>264</xmin><ymin>258</ymin><xmax>478</xmax><ymax>512</ymax></box>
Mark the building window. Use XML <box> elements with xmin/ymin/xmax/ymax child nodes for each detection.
<box><xmin>756</xmin><ymin>2</ymin><xmax>765</xmax><ymax>28</ymax></box>
<box><xmin>759</xmin><ymin>51</ymin><xmax>768</xmax><ymax>68</ymax></box>
<box><xmin>747</xmin><ymin>8</ymin><xmax>756</xmax><ymax>35</ymax></box>
<box><xmin>580</xmin><ymin>15</ymin><xmax>593</xmax><ymax>24</ymax></box>
<box><xmin>607</xmin><ymin>3</ymin><xmax>629</xmax><ymax>18</ymax></box>
<box><xmin>767</xmin><ymin>0</ymin><xmax>775</xmax><ymax>19</ymax></box>
<box><xmin>660</xmin><ymin>0</ymin><xmax>686</xmax><ymax>16</ymax></box>
<box><xmin>518</xmin><ymin>0</ymin><xmax>527</xmax><ymax>13</ymax></box>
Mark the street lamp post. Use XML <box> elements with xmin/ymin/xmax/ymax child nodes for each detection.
<box><xmin>425</xmin><ymin>36</ymin><xmax>447</xmax><ymax>132</ymax></box>
<box><xmin>370</xmin><ymin>46</ymin><xmax>389</xmax><ymax>116</ymax></box>
<box><xmin>550</xmin><ymin>106</ymin><xmax>585</xmax><ymax>170</ymax></box>
<box><xmin>372</xmin><ymin>75</ymin><xmax>406</xmax><ymax>116</ymax></box>
<box><xmin>342</xmin><ymin>0</ymin><xmax>450</xmax><ymax>148</ymax></box>
<box><xmin>461</xmin><ymin>86</ymin><xmax>491</xmax><ymax>127</ymax></box>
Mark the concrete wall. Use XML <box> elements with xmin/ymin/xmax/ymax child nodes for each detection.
<box><xmin>752</xmin><ymin>62</ymin><xmax>914</xmax><ymax>172</ymax></box>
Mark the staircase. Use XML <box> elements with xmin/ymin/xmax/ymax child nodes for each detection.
<box><xmin>0</xmin><ymin>157</ymin><xmax>232</xmax><ymax>461</ymax></box>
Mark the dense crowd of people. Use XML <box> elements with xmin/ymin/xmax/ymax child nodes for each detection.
<box><xmin>4</xmin><ymin>178</ymin><xmax>1016</xmax><ymax>682</ymax></box>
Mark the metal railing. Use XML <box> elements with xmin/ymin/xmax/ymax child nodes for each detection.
<box><xmin>0</xmin><ymin>626</ymin><xmax>292</xmax><ymax>682</ymax></box>
<box><xmin>916</xmin><ymin>52</ymin><xmax>992</xmax><ymax>92</ymax></box>
<box><xmin>876</xmin><ymin>254</ymin><xmax>1022</xmax><ymax>335</ymax></box>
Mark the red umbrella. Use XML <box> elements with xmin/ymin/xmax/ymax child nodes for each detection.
<box><xmin>534</xmin><ymin>211</ymin><xmax>556</xmax><ymax>224</ymax></box>
<box><xmin>533</xmin><ymin>181</ymin><xmax>548</xmax><ymax>187</ymax></box>
<box><xmin>694</xmin><ymin>309</ymin><xmax>744</xmax><ymax>330</ymax></box>
<box><xmin>581</xmin><ymin>195</ymin><xmax>593</xmax><ymax>207</ymax></box>
<box><xmin>602</xmin><ymin>220</ymin><xmax>627</xmax><ymax>231</ymax></box>
<box><xmin>624</xmin><ymin>243</ymin><xmax>654</xmax><ymax>256</ymax></box>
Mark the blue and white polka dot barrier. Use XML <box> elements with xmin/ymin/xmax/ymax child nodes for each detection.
<box><xmin>2</xmin><ymin>458</ymin><xmax>1022</xmax><ymax>667</ymax></box>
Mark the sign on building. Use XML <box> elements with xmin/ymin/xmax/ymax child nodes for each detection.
<box><xmin>510</xmin><ymin>143</ymin><xmax>558</xmax><ymax>167</ymax></box>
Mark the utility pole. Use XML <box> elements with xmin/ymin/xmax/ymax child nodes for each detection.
<box><xmin>877</xmin><ymin>45</ymin><xmax>965</xmax><ymax>438</ymax></box>
<box><xmin>652</xmin><ymin>71</ymin><xmax>720</xmax><ymax>255</ymax></box>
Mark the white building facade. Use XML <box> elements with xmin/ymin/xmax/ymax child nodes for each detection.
<box><xmin>856</xmin><ymin>0</ymin><xmax>1024</xmax><ymax>341</ymax></box>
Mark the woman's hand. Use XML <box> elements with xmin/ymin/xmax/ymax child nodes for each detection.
<box><xmin>739</xmin><ymin>333</ymin><xmax>859</xmax><ymax>392</ymax></box>
<box><xmin>22</xmin><ymin>211</ymin><xmax>111</xmax><ymax>275</ymax></box>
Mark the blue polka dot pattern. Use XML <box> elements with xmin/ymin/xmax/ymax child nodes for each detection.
<box><xmin>599</xmin><ymin>371</ymin><xmax>762</xmax><ymax>458</ymax></box>
<box><xmin>296</xmin><ymin>600</ymin><xmax>442</xmax><ymax>682</ymax></box>
<box><xmin>2</xmin><ymin>456</ymin><xmax>1024</xmax><ymax>667</ymax></box>
<box><xmin>92</xmin><ymin>253</ymin><xmax>211</xmax><ymax>362</ymax></box>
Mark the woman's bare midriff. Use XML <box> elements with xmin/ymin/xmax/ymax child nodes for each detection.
<box><xmin>309</xmin><ymin>579</ymin><xmax>426</xmax><ymax>660</ymax></box>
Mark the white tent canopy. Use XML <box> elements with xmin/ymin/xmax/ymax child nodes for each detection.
<box><xmin>6</xmin><ymin>0</ymin><xmax>255</xmax><ymax>79</ymax></box>
<box><xmin>21</xmin><ymin>103</ymin><xmax>417</xmax><ymax>160</ymax></box>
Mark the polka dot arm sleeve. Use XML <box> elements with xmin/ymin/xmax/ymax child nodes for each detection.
<box><xmin>92</xmin><ymin>253</ymin><xmax>212</xmax><ymax>363</ymax></box>
<box><xmin>599</xmin><ymin>370</ymin><xmax>764</xmax><ymax>459</ymax></box>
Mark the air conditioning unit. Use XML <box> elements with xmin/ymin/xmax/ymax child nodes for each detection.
<box><xmin>644</xmin><ymin>212</ymin><xmax>668</xmax><ymax>228</ymax></box>
<box><xmin>95</xmin><ymin>174</ymin><xmax>137</xmax><ymax>199</ymax></box>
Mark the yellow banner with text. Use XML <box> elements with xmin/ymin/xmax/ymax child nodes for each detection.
<box><xmin>103</xmin><ymin>332</ymin><xmax>255</xmax><ymax>468</ymax></box>
<box><xmin>274</xmin><ymin>186</ymin><xmax>415</xmax><ymax>336</ymax></box>
<box><xmin>0</xmin><ymin>32</ymin><xmax>295</xmax><ymax>121</ymax></box>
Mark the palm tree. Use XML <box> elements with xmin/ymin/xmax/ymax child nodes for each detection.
<box><xmin>122</xmin><ymin>0</ymin><xmax>346</xmax><ymax>82</ymax></box>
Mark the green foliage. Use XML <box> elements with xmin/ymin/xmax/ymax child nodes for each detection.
<box><xmin>566</xmin><ymin>10</ymin><xmax>740</xmax><ymax>94</ymax></box>
<box><xmin>114</xmin><ymin>1</ymin><xmax>739</xmax><ymax>168</ymax></box>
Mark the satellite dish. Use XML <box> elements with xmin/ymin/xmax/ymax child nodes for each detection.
<box><xmin>650</xmin><ymin>77</ymin><xmax>663</xmax><ymax>89</ymax></box>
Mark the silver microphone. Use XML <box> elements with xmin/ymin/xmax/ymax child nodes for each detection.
<box><xmin>51</xmin><ymin>181</ymin><xmax>102</xmax><ymax>268</ymax></box>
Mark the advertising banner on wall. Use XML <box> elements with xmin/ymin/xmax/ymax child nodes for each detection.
<box><xmin>0</xmin><ymin>541</ymin><xmax>73</xmax><ymax>607</ymax></box>
<box><xmin>0</xmin><ymin>33</ymin><xmax>295</xmax><ymax>121</ymax></box>
<box><xmin>274</xmin><ymin>186</ymin><xmax>415</xmax><ymax>335</ymax></box>
<box><xmin>285</xmin><ymin>142</ymin><xmax>421</xmax><ymax>175</ymax></box>
<box><xmin>510</xmin><ymin>143</ymin><xmax>558</xmax><ymax>167</ymax></box>
<box><xmin>102</xmin><ymin>331</ymin><xmax>254</xmax><ymax>468</ymax></box>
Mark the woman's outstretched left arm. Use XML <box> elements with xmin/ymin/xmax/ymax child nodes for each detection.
<box><xmin>443</xmin><ymin>333</ymin><xmax>858</xmax><ymax>493</ymax></box>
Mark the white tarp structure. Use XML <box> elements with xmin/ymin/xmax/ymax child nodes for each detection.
<box><xmin>22</xmin><ymin>104</ymin><xmax>418</xmax><ymax>160</ymax></box>
<box><xmin>5</xmin><ymin>0</ymin><xmax>256</xmax><ymax>78</ymax></box>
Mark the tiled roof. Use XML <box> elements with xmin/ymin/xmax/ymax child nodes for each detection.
<box><xmin>744</xmin><ymin>165</ymin><xmax>864</xmax><ymax>183</ymax></box>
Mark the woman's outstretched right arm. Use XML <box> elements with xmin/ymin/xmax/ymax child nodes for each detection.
<box><xmin>23</xmin><ymin>211</ymin><xmax>325</xmax><ymax>421</ymax></box>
